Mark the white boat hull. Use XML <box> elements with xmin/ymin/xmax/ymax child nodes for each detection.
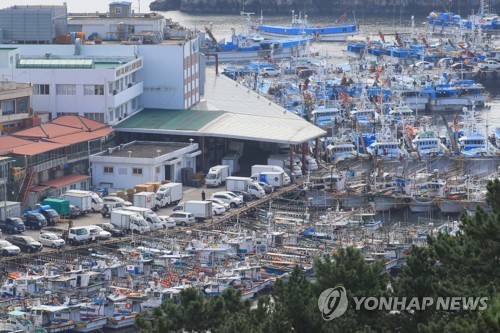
<box><xmin>203</xmin><ymin>45</ymin><xmax>312</xmax><ymax>64</ymax></box>
<box><xmin>257</xmin><ymin>30</ymin><xmax>352</xmax><ymax>42</ymax></box>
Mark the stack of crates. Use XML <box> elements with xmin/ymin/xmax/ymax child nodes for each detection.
<box><xmin>144</xmin><ymin>181</ymin><xmax>161</xmax><ymax>192</ymax></box>
<box><xmin>181</xmin><ymin>167</ymin><xmax>194</xmax><ymax>186</ymax></box>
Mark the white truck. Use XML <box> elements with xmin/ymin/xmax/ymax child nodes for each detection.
<box><xmin>222</xmin><ymin>155</ymin><xmax>240</xmax><ymax>175</ymax></box>
<box><xmin>267</xmin><ymin>154</ymin><xmax>303</xmax><ymax>178</ymax></box>
<box><xmin>205</xmin><ymin>165</ymin><xmax>230</xmax><ymax>187</ymax></box>
<box><xmin>251</xmin><ymin>171</ymin><xmax>289</xmax><ymax>187</ymax></box>
<box><xmin>61</xmin><ymin>192</ymin><xmax>92</xmax><ymax>215</ymax></box>
<box><xmin>226</xmin><ymin>176</ymin><xmax>266</xmax><ymax>199</ymax></box>
<box><xmin>65</xmin><ymin>190</ymin><xmax>104</xmax><ymax>212</ymax></box>
<box><xmin>110</xmin><ymin>210</ymin><xmax>150</xmax><ymax>234</ymax></box>
<box><xmin>173</xmin><ymin>200</ymin><xmax>213</xmax><ymax>221</ymax></box>
<box><xmin>134</xmin><ymin>192</ymin><xmax>160</xmax><ymax>211</ymax></box>
<box><xmin>156</xmin><ymin>183</ymin><xmax>183</xmax><ymax>207</ymax></box>
<box><xmin>122</xmin><ymin>206</ymin><xmax>163</xmax><ymax>231</ymax></box>
<box><xmin>251</xmin><ymin>165</ymin><xmax>291</xmax><ymax>185</ymax></box>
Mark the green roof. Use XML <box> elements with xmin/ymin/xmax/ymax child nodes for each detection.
<box><xmin>17</xmin><ymin>59</ymin><xmax>94</xmax><ymax>69</ymax></box>
<box><xmin>114</xmin><ymin>109</ymin><xmax>226</xmax><ymax>131</ymax></box>
<box><xmin>94</xmin><ymin>62</ymin><xmax>124</xmax><ymax>69</ymax></box>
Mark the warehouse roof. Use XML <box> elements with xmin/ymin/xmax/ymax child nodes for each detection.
<box><xmin>114</xmin><ymin>71</ymin><xmax>326</xmax><ymax>144</ymax></box>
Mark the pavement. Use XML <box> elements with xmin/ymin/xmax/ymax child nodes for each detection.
<box><xmin>0</xmin><ymin>184</ymin><xmax>264</xmax><ymax>253</ymax></box>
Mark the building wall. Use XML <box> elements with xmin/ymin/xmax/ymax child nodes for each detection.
<box><xmin>0</xmin><ymin>82</ymin><xmax>32</xmax><ymax>133</ymax></box>
<box><xmin>90</xmin><ymin>143</ymin><xmax>199</xmax><ymax>190</ymax></box>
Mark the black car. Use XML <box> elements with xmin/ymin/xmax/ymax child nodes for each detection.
<box><xmin>5</xmin><ymin>235</ymin><xmax>43</xmax><ymax>253</ymax></box>
<box><xmin>97</xmin><ymin>223</ymin><xmax>126</xmax><ymax>237</ymax></box>
<box><xmin>451</xmin><ymin>63</ymin><xmax>473</xmax><ymax>71</ymax></box>
<box><xmin>230</xmin><ymin>190</ymin><xmax>253</xmax><ymax>202</ymax></box>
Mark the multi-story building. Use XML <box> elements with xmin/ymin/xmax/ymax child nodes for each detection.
<box><xmin>0</xmin><ymin>81</ymin><xmax>38</xmax><ymax>134</ymax></box>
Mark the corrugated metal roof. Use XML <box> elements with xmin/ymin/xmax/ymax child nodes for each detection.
<box><xmin>115</xmin><ymin>71</ymin><xmax>326</xmax><ymax>144</ymax></box>
<box><xmin>42</xmin><ymin>174</ymin><xmax>91</xmax><ymax>188</ymax></box>
<box><xmin>13</xmin><ymin>123</ymin><xmax>83</xmax><ymax>139</ymax></box>
<box><xmin>51</xmin><ymin>115</ymin><xmax>109</xmax><ymax>131</ymax></box>
<box><xmin>12</xmin><ymin>142</ymin><xmax>65</xmax><ymax>156</ymax></box>
<box><xmin>47</xmin><ymin>128</ymin><xmax>113</xmax><ymax>145</ymax></box>
<box><xmin>114</xmin><ymin>109</ymin><xmax>226</xmax><ymax>131</ymax></box>
<box><xmin>31</xmin><ymin>185</ymin><xmax>50</xmax><ymax>192</ymax></box>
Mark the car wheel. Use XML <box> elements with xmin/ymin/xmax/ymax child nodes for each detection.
<box><xmin>230</xmin><ymin>202</ymin><xmax>237</xmax><ymax>208</ymax></box>
<box><xmin>52</xmin><ymin>244</ymin><xmax>57</xmax><ymax>248</ymax></box>
<box><xmin>27</xmin><ymin>248</ymin><xmax>31</xmax><ymax>253</ymax></box>
<box><xmin>2</xmin><ymin>250</ymin><xmax>8</xmax><ymax>256</ymax></box>
<box><xmin>263</xmin><ymin>73</ymin><xmax>269</xmax><ymax>77</ymax></box>
<box><xmin>181</xmin><ymin>221</ymin><xmax>186</xmax><ymax>226</ymax></box>
<box><xmin>484</xmin><ymin>67</ymin><xmax>489</xmax><ymax>70</ymax></box>
<box><xmin>69</xmin><ymin>239</ymin><xmax>74</xmax><ymax>246</ymax></box>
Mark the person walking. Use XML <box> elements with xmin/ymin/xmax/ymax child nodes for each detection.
<box><xmin>201</xmin><ymin>190</ymin><xmax>206</xmax><ymax>201</ymax></box>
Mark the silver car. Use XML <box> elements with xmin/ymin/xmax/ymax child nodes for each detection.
<box><xmin>0</xmin><ymin>240</ymin><xmax>20</xmax><ymax>256</ymax></box>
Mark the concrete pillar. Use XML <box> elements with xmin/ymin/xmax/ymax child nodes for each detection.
<box><xmin>200</xmin><ymin>136</ymin><xmax>205</xmax><ymax>173</ymax></box>
<box><xmin>289</xmin><ymin>145</ymin><xmax>294</xmax><ymax>179</ymax></box>
<box><xmin>315</xmin><ymin>137</ymin><xmax>320</xmax><ymax>165</ymax></box>
<box><xmin>302</xmin><ymin>142</ymin><xmax>307</xmax><ymax>174</ymax></box>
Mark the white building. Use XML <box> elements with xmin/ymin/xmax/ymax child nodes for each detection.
<box><xmin>0</xmin><ymin>37</ymin><xmax>201</xmax><ymax>123</ymax></box>
<box><xmin>90</xmin><ymin>141</ymin><xmax>201</xmax><ymax>190</ymax></box>
<box><xmin>67</xmin><ymin>1</ymin><xmax>167</xmax><ymax>42</ymax></box>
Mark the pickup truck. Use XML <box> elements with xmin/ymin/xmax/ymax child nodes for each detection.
<box><xmin>23</xmin><ymin>212</ymin><xmax>48</xmax><ymax>230</ymax></box>
<box><xmin>0</xmin><ymin>217</ymin><xmax>25</xmax><ymax>234</ymax></box>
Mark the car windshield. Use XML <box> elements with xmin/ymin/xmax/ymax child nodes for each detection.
<box><xmin>151</xmin><ymin>216</ymin><xmax>161</xmax><ymax>223</ymax></box>
<box><xmin>139</xmin><ymin>220</ymin><xmax>148</xmax><ymax>226</ymax></box>
<box><xmin>12</xmin><ymin>219</ymin><xmax>23</xmax><ymax>225</ymax></box>
<box><xmin>24</xmin><ymin>237</ymin><xmax>36</xmax><ymax>242</ymax></box>
<box><xmin>76</xmin><ymin>229</ymin><xmax>87</xmax><ymax>235</ymax></box>
<box><xmin>48</xmin><ymin>234</ymin><xmax>58</xmax><ymax>240</ymax></box>
<box><xmin>206</xmin><ymin>173</ymin><xmax>216</xmax><ymax>179</ymax></box>
<box><xmin>0</xmin><ymin>241</ymin><xmax>11</xmax><ymax>246</ymax></box>
<box><xmin>46</xmin><ymin>210</ymin><xmax>59</xmax><ymax>217</ymax></box>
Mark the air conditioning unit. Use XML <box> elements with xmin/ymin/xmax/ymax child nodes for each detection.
<box><xmin>128</xmin><ymin>83</ymin><xmax>132</xmax><ymax>88</ymax></box>
<box><xmin>113</xmin><ymin>90</ymin><xmax>117</xmax><ymax>95</ymax></box>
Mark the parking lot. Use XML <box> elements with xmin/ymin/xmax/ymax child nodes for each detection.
<box><xmin>0</xmin><ymin>185</ymin><xmax>237</xmax><ymax>253</ymax></box>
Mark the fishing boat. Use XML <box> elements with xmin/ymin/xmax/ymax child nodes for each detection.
<box><xmin>367</xmin><ymin>119</ymin><xmax>402</xmax><ymax>159</ymax></box>
<box><xmin>410</xmin><ymin>130</ymin><xmax>449</xmax><ymax>157</ymax></box>
<box><xmin>457</xmin><ymin>105</ymin><xmax>492</xmax><ymax>157</ymax></box>
<box><xmin>200</xmin><ymin>13</ymin><xmax>314</xmax><ymax>64</ymax></box>
<box><xmin>254</xmin><ymin>11</ymin><xmax>358</xmax><ymax>42</ymax></box>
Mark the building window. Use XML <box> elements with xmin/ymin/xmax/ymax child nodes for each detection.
<box><xmin>104</xmin><ymin>166</ymin><xmax>114</xmax><ymax>174</ymax></box>
<box><xmin>70</xmin><ymin>184</ymin><xmax>77</xmax><ymax>189</ymax></box>
<box><xmin>84</xmin><ymin>85</ymin><xmax>104</xmax><ymax>95</ymax></box>
<box><xmin>56</xmin><ymin>84</ymin><xmax>76</xmax><ymax>95</ymax></box>
<box><xmin>115</xmin><ymin>6</ymin><xmax>122</xmax><ymax>15</ymax></box>
<box><xmin>132</xmin><ymin>168</ymin><xmax>142</xmax><ymax>175</ymax></box>
<box><xmin>80</xmin><ymin>181</ymin><xmax>86</xmax><ymax>189</ymax></box>
<box><xmin>17</xmin><ymin>97</ymin><xmax>28</xmax><ymax>113</ymax></box>
<box><xmin>83</xmin><ymin>113</ymin><xmax>104</xmax><ymax>123</ymax></box>
<box><xmin>1</xmin><ymin>100</ymin><xmax>15</xmax><ymax>115</ymax></box>
<box><xmin>33</xmin><ymin>84</ymin><xmax>50</xmax><ymax>95</ymax></box>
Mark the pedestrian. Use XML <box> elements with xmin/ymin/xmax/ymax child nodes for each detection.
<box><xmin>201</xmin><ymin>190</ymin><xmax>206</xmax><ymax>201</ymax></box>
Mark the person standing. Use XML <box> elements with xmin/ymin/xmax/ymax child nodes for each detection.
<box><xmin>201</xmin><ymin>190</ymin><xmax>206</xmax><ymax>201</ymax></box>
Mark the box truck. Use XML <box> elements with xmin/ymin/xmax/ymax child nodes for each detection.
<box><xmin>156</xmin><ymin>183</ymin><xmax>183</xmax><ymax>207</ymax></box>
<box><xmin>205</xmin><ymin>165</ymin><xmax>230</xmax><ymax>187</ymax></box>
<box><xmin>110</xmin><ymin>210</ymin><xmax>150</xmax><ymax>234</ymax></box>
<box><xmin>61</xmin><ymin>192</ymin><xmax>92</xmax><ymax>215</ymax></box>
<box><xmin>122</xmin><ymin>206</ymin><xmax>163</xmax><ymax>231</ymax></box>
<box><xmin>226</xmin><ymin>177</ymin><xmax>266</xmax><ymax>199</ymax></box>
<box><xmin>133</xmin><ymin>192</ymin><xmax>160</xmax><ymax>211</ymax></box>
<box><xmin>251</xmin><ymin>165</ymin><xmax>291</xmax><ymax>185</ymax></box>
<box><xmin>267</xmin><ymin>154</ymin><xmax>303</xmax><ymax>177</ymax></box>
<box><xmin>65</xmin><ymin>190</ymin><xmax>104</xmax><ymax>212</ymax></box>
<box><xmin>222</xmin><ymin>155</ymin><xmax>240</xmax><ymax>175</ymax></box>
<box><xmin>173</xmin><ymin>200</ymin><xmax>213</xmax><ymax>221</ymax></box>
<box><xmin>251</xmin><ymin>171</ymin><xmax>288</xmax><ymax>187</ymax></box>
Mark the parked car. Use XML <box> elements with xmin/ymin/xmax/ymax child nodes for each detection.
<box><xmin>85</xmin><ymin>225</ymin><xmax>111</xmax><ymax>240</ymax></box>
<box><xmin>69</xmin><ymin>205</ymin><xmax>81</xmax><ymax>218</ymax></box>
<box><xmin>259</xmin><ymin>67</ymin><xmax>280</xmax><ymax>77</ymax></box>
<box><xmin>5</xmin><ymin>235</ymin><xmax>43</xmax><ymax>253</ymax></box>
<box><xmin>38</xmin><ymin>233</ymin><xmax>65</xmax><ymax>248</ymax></box>
<box><xmin>102</xmin><ymin>196</ymin><xmax>133</xmax><ymax>207</ymax></box>
<box><xmin>170</xmin><ymin>212</ymin><xmax>195</xmax><ymax>226</ymax></box>
<box><xmin>409</xmin><ymin>61</ymin><xmax>433</xmax><ymax>70</ymax></box>
<box><xmin>206</xmin><ymin>198</ymin><xmax>230</xmax><ymax>211</ymax></box>
<box><xmin>230</xmin><ymin>190</ymin><xmax>253</xmax><ymax>202</ymax></box>
<box><xmin>101</xmin><ymin>202</ymin><xmax>125</xmax><ymax>217</ymax></box>
<box><xmin>0</xmin><ymin>240</ymin><xmax>21</xmax><ymax>256</ymax></box>
<box><xmin>257</xmin><ymin>181</ymin><xmax>274</xmax><ymax>194</ymax></box>
<box><xmin>478</xmin><ymin>60</ymin><xmax>500</xmax><ymax>70</ymax></box>
<box><xmin>210</xmin><ymin>192</ymin><xmax>244</xmax><ymax>208</ymax></box>
<box><xmin>157</xmin><ymin>216</ymin><xmax>176</xmax><ymax>229</ymax></box>
<box><xmin>96</xmin><ymin>223</ymin><xmax>126</xmax><ymax>237</ymax></box>
<box><xmin>451</xmin><ymin>62</ymin><xmax>473</xmax><ymax>71</ymax></box>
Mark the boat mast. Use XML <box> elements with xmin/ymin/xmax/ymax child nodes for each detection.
<box><xmin>241</xmin><ymin>11</ymin><xmax>255</xmax><ymax>36</ymax></box>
